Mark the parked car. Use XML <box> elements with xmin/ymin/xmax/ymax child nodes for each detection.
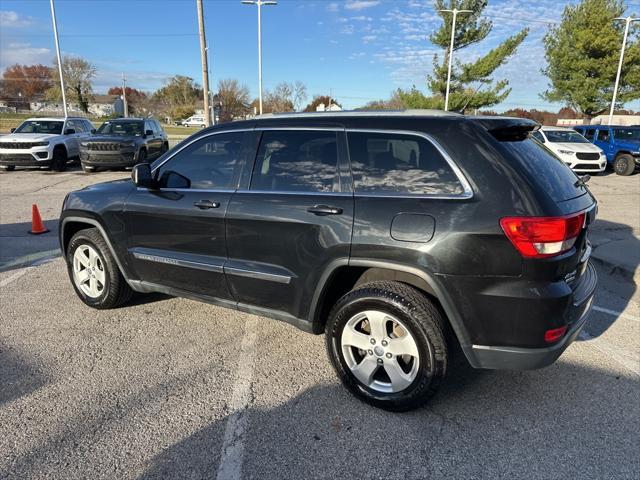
<box><xmin>531</xmin><ymin>126</ymin><xmax>606</xmax><ymax>173</ymax></box>
<box><xmin>59</xmin><ymin>111</ymin><xmax>597</xmax><ymax>411</ymax></box>
<box><xmin>79</xmin><ymin>118</ymin><xmax>168</xmax><ymax>172</ymax></box>
<box><xmin>0</xmin><ymin>117</ymin><xmax>94</xmax><ymax>171</ymax></box>
<box><xmin>573</xmin><ymin>125</ymin><xmax>640</xmax><ymax>175</ymax></box>
<box><xmin>180</xmin><ymin>115</ymin><xmax>206</xmax><ymax>128</ymax></box>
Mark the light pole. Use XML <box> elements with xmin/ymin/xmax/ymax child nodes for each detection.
<box><xmin>242</xmin><ymin>0</ymin><xmax>277</xmax><ymax>115</ymax></box>
<box><xmin>439</xmin><ymin>8</ymin><xmax>472</xmax><ymax>112</ymax></box>
<box><xmin>609</xmin><ymin>16</ymin><xmax>639</xmax><ymax>125</ymax></box>
<box><xmin>49</xmin><ymin>0</ymin><xmax>67</xmax><ymax>117</ymax></box>
<box><xmin>197</xmin><ymin>0</ymin><xmax>211</xmax><ymax>127</ymax></box>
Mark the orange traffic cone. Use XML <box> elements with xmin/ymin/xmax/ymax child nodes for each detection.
<box><xmin>28</xmin><ymin>204</ymin><xmax>49</xmax><ymax>235</ymax></box>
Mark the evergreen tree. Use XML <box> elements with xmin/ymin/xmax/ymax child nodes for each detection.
<box><xmin>400</xmin><ymin>0</ymin><xmax>528</xmax><ymax>112</ymax></box>
<box><xmin>542</xmin><ymin>0</ymin><xmax>640</xmax><ymax>116</ymax></box>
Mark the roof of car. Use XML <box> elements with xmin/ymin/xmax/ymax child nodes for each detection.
<box><xmin>24</xmin><ymin>116</ymin><xmax>88</xmax><ymax>122</ymax></box>
<box><xmin>256</xmin><ymin>109</ymin><xmax>461</xmax><ymax>119</ymax></box>
<box><xmin>102</xmin><ymin>118</ymin><xmax>147</xmax><ymax>122</ymax></box>
<box><xmin>575</xmin><ymin>124</ymin><xmax>639</xmax><ymax>129</ymax></box>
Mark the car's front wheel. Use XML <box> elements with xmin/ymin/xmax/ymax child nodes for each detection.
<box><xmin>614</xmin><ymin>154</ymin><xmax>635</xmax><ymax>176</ymax></box>
<box><xmin>326</xmin><ymin>281</ymin><xmax>448</xmax><ymax>411</ymax></box>
<box><xmin>66</xmin><ymin>228</ymin><xmax>133</xmax><ymax>309</ymax></box>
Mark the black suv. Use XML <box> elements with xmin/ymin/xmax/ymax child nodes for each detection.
<box><xmin>79</xmin><ymin>118</ymin><xmax>168</xmax><ymax>172</ymax></box>
<box><xmin>60</xmin><ymin>111</ymin><xmax>597</xmax><ymax>411</ymax></box>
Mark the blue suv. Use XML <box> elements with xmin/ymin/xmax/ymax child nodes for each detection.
<box><xmin>573</xmin><ymin>125</ymin><xmax>640</xmax><ymax>175</ymax></box>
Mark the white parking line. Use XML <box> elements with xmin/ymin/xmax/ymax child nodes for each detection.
<box><xmin>593</xmin><ymin>305</ymin><xmax>638</xmax><ymax>322</ymax></box>
<box><xmin>216</xmin><ymin>318</ymin><xmax>258</xmax><ymax>480</ymax></box>
<box><xmin>578</xmin><ymin>330</ymin><xmax>639</xmax><ymax>376</ymax></box>
<box><xmin>0</xmin><ymin>266</ymin><xmax>33</xmax><ymax>287</ymax></box>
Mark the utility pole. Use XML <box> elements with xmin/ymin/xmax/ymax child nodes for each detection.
<box><xmin>122</xmin><ymin>72</ymin><xmax>128</xmax><ymax>117</ymax></box>
<box><xmin>49</xmin><ymin>0</ymin><xmax>67</xmax><ymax>117</ymax></box>
<box><xmin>439</xmin><ymin>7</ymin><xmax>472</xmax><ymax>112</ymax></box>
<box><xmin>242</xmin><ymin>0</ymin><xmax>277</xmax><ymax>115</ymax></box>
<box><xmin>196</xmin><ymin>0</ymin><xmax>211</xmax><ymax>127</ymax></box>
<box><xmin>609</xmin><ymin>16</ymin><xmax>639</xmax><ymax>125</ymax></box>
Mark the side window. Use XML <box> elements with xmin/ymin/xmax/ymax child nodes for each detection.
<box><xmin>156</xmin><ymin>132</ymin><xmax>244</xmax><ymax>190</ymax></box>
<box><xmin>597</xmin><ymin>129</ymin><xmax>610</xmax><ymax>142</ymax></box>
<box><xmin>250</xmin><ymin>130</ymin><xmax>339</xmax><ymax>193</ymax></box>
<box><xmin>66</xmin><ymin>120</ymin><xmax>80</xmax><ymax>133</ymax></box>
<box><xmin>144</xmin><ymin>120</ymin><xmax>153</xmax><ymax>135</ymax></box>
<box><xmin>583</xmin><ymin>129</ymin><xmax>595</xmax><ymax>140</ymax></box>
<box><xmin>84</xmin><ymin>120</ymin><xmax>94</xmax><ymax>132</ymax></box>
<box><xmin>532</xmin><ymin>131</ymin><xmax>545</xmax><ymax>143</ymax></box>
<box><xmin>153</xmin><ymin>120</ymin><xmax>162</xmax><ymax>134</ymax></box>
<box><xmin>347</xmin><ymin>131</ymin><xmax>464</xmax><ymax>195</ymax></box>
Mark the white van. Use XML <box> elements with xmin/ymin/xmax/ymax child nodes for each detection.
<box><xmin>180</xmin><ymin>115</ymin><xmax>206</xmax><ymax>128</ymax></box>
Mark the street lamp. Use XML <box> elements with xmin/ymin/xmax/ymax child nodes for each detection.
<box><xmin>242</xmin><ymin>0</ymin><xmax>277</xmax><ymax>115</ymax></box>
<box><xmin>439</xmin><ymin>8</ymin><xmax>472</xmax><ymax>112</ymax></box>
<box><xmin>609</xmin><ymin>15</ymin><xmax>639</xmax><ymax>125</ymax></box>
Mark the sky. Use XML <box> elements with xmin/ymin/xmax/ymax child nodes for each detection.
<box><xmin>0</xmin><ymin>0</ymin><xmax>638</xmax><ymax>112</ymax></box>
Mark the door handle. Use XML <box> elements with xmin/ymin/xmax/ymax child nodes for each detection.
<box><xmin>307</xmin><ymin>205</ymin><xmax>343</xmax><ymax>215</ymax></box>
<box><xmin>193</xmin><ymin>200</ymin><xmax>220</xmax><ymax>209</ymax></box>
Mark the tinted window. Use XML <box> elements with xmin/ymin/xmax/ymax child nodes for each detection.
<box><xmin>499</xmin><ymin>139</ymin><xmax>584</xmax><ymax>202</ymax></box>
<box><xmin>347</xmin><ymin>131</ymin><xmax>464</xmax><ymax>195</ymax></box>
<box><xmin>544</xmin><ymin>130</ymin><xmax>589</xmax><ymax>143</ymax></box>
<box><xmin>84</xmin><ymin>120</ymin><xmax>94</xmax><ymax>132</ymax></box>
<box><xmin>153</xmin><ymin>120</ymin><xmax>162</xmax><ymax>134</ymax></box>
<box><xmin>583</xmin><ymin>129</ymin><xmax>595</xmax><ymax>140</ymax></box>
<box><xmin>156</xmin><ymin>132</ymin><xmax>243</xmax><ymax>189</ymax></box>
<box><xmin>597</xmin><ymin>129</ymin><xmax>610</xmax><ymax>142</ymax></box>
<box><xmin>66</xmin><ymin>120</ymin><xmax>81</xmax><ymax>133</ymax></box>
<box><xmin>251</xmin><ymin>130</ymin><xmax>339</xmax><ymax>193</ymax></box>
<box><xmin>613</xmin><ymin>128</ymin><xmax>640</xmax><ymax>141</ymax></box>
<box><xmin>532</xmin><ymin>131</ymin><xmax>545</xmax><ymax>143</ymax></box>
<box><xmin>97</xmin><ymin>121</ymin><xmax>144</xmax><ymax>136</ymax></box>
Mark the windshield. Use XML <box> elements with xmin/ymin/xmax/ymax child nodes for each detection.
<box><xmin>97</xmin><ymin>121</ymin><xmax>144</xmax><ymax>136</ymax></box>
<box><xmin>614</xmin><ymin>129</ymin><xmax>640</xmax><ymax>141</ymax></box>
<box><xmin>14</xmin><ymin>120</ymin><xmax>63</xmax><ymax>135</ymax></box>
<box><xmin>544</xmin><ymin>130</ymin><xmax>590</xmax><ymax>143</ymax></box>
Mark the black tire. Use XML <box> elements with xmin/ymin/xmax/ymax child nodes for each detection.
<box><xmin>613</xmin><ymin>154</ymin><xmax>635</xmax><ymax>176</ymax></box>
<box><xmin>325</xmin><ymin>281</ymin><xmax>449</xmax><ymax>412</ymax></box>
<box><xmin>137</xmin><ymin>148</ymin><xmax>147</xmax><ymax>163</ymax></box>
<box><xmin>2</xmin><ymin>165</ymin><xmax>15</xmax><ymax>171</ymax></box>
<box><xmin>66</xmin><ymin>227</ymin><xmax>133</xmax><ymax>309</ymax></box>
<box><xmin>81</xmin><ymin>163</ymin><xmax>95</xmax><ymax>173</ymax></box>
<box><xmin>51</xmin><ymin>146</ymin><xmax>67</xmax><ymax>172</ymax></box>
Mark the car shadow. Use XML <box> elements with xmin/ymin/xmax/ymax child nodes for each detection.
<box><xmin>582</xmin><ymin>218</ymin><xmax>639</xmax><ymax>339</ymax></box>
<box><xmin>0</xmin><ymin>220</ymin><xmax>61</xmax><ymax>273</ymax></box>
<box><xmin>0</xmin><ymin>342</ymin><xmax>48</xmax><ymax>406</ymax></box>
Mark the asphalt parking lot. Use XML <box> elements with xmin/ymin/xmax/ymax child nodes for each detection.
<box><xmin>1</xmin><ymin>167</ymin><xmax>638</xmax><ymax>479</ymax></box>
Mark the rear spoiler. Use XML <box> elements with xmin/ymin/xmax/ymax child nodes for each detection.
<box><xmin>472</xmin><ymin>117</ymin><xmax>540</xmax><ymax>141</ymax></box>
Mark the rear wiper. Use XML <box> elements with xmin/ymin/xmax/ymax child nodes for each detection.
<box><xmin>574</xmin><ymin>174</ymin><xmax>591</xmax><ymax>188</ymax></box>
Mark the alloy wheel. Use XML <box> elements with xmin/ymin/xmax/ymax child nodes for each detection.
<box><xmin>73</xmin><ymin>244</ymin><xmax>106</xmax><ymax>298</ymax></box>
<box><xmin>341</xmin><ymin>310</ymin><xmax>420</xmax><ymax>393</ymax></box>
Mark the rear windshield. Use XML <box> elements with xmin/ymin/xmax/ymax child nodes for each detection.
<box><xmin>499</xmin><ymin>138</ymin><xmax>586</xmax><ymax>202</ymax></box>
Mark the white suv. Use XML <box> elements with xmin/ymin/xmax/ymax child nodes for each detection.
<box><xmin>180</xmin><ymin>115</ymin><xmax>206</xmax><ymax>128</ymax></box>
<box><xmin>532</xmin><ymin>126</ymin><xmax>606</xmax><ymax>173</ymax></box>
<box><xmin>0</xmin><ymin>117</ymin><xmax>94</xmax><ymax>171</ymax></box>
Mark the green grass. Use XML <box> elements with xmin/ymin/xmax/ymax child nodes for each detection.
<box><xmin>0</xmin><ymin>112</ymin><xmax>200</xmax><ymax>137</ymax></box>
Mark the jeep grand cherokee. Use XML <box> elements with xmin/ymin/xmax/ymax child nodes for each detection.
<box><xmin>59</xmin><ymin>111</ymin><xmax>597</xmax><ymax>411</ymax></box>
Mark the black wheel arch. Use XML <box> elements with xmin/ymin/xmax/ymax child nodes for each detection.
<box><xmin>308</xmin><ymin>259</ymin><xmax>478</xmax><ymax>367</ymax></box>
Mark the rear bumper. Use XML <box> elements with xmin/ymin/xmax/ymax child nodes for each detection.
<box><xmin>469</xmin><ymin>262</ymin><xmax>597</xmax><ymax>370</ymax></box>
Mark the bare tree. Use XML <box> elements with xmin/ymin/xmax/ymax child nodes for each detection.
<box><xmin>217</xmin><ymin>78</ymin><xmax>250</xmax><ymax>122</ymax></box>
<box><xmin>293</xmin><ymin>80</ymin><xmax>307</xmax><ymax>111</ymax></box>
<box><xmin>262</xmin><ymin>81</ymin><xmax>307</xmax><ymax>113</ymax></box>
<box><xmin>46</xmin><ymin>56</ymin><xmax>96</xmax><ymax>112</ymax></box>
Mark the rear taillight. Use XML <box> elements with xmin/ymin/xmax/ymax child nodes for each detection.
<box><xmin>544</xmin><ymin>326</ymin><xmax>568</xmax><ymax>343</ymax></box>
<box><xmin>500</xmin><ymin>212</ymin><xmax>585</xmax><ymax>258</ymax></box>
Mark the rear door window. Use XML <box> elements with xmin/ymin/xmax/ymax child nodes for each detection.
<box><xmin>583</xmin><ymin>129</ymin><xmax>596</xmax><ymax>140</ymax></box>
<box><xmin>250</xmin><ymin>130</ymin><xmax>339</xmax><ymax>193</ymax></box>
<box><xmin>597</xmin><ymin>129</ymin><xmax>610</xmax><ymax>142</ymax></box>
<box><xmin>346</xmin><ymin>131</ymin><xmax>464</xmax><ymax>195</ymax></box>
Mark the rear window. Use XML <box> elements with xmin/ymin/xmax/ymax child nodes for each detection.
<box><xmin>499</xmin><ymin>139</ymin><xmax>585</xmax><ymax>202</ymax></box>
<box><xmin>346</xmin><ymin>131</ymin><xmax>464</xmax><ymax>195</ymax></box>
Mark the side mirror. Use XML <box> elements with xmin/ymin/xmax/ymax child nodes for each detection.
<box><xmin>131</xmin><ymin>163</ymin><xmax>157</xmax><ymax>189</ymax></box>
<box><xmin>10</xmin><ymin>127</ymin><xmax>15</xmax><ymax>133</ymax></box>
<box><xmin>145</xmin><ymin>129</ymin><xmax>154</xmax><ymax>137</ymax></box>
<box><xmin>90</xmin><ymin>128</ymin><xmax>96</xmax><ymax>134</ymax></box>
<box><xmin>64</xmin><ymin>128</ymin><xmax>76</xmax><ymax>135</ymax></box>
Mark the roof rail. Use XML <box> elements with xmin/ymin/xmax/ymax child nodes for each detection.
<box><xmin>255</xmin><ymin>109</ymin><xmax>461</xmax><ymax>119</ymax></box>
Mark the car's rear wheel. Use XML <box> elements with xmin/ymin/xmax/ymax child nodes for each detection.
<box><xmin>51</xmin><ymin>147</ymin><xmax>67</xmax><ymax>172</ymax></box>
<box><xmin>66</xmin><ymin>228</ymin><xmax>133</xmax><ymax>309</ymax></box>
<box><xmin>614</xmin><ymin>154</ymin><xmax>635</xmax><ymax>176</ymax></box>
<box><xmin>1</xmin><ymin>165</ymin><xmax>15</xmax><ymax>171</ymax></box>
<box><xmin>325</xmin><ymin>281</ymin><xmax>448</xmax><ymax>411</ymax></box>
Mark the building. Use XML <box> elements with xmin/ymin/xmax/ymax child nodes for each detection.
<box><xmin>557</xmin><ymin>114</ymin><xmax>639</xmax><ymax>127</ymax></box>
